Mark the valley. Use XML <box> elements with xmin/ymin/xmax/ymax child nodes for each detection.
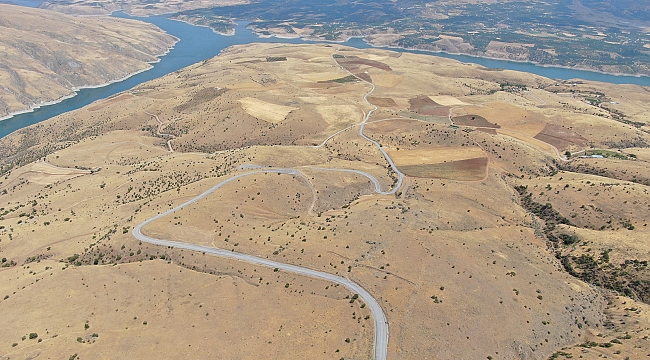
<box><xmin>1</xmin><ymin>43</ymin><xmax>649</xmax><ymax>359</ymax></box>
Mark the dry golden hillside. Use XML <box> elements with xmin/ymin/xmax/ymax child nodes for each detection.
<box><xmin>42</xmin><ymin>0</ymin><xmax>248</xmax><ymax>16</ymax></box>
<box><xmin>0</xmin><ymin>4</ymin><xmax>177</xmax><ymax>119</ymax></box>
<box><xmin>0</xmin><ymin>43</ymin><xmax>649</xmax><ymax>359</ymax></box>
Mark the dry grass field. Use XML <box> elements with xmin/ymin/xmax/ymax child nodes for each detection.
<box><xmin>387</xmin><ymin>147</ymin><xmax>488</xmax><ymax>180</ymax></box>
<box><xmin>0</xmin><ymin>43</ymin><xmax>649</xmax><ymax>359</ymax></box>
<box><xmin>0</xmin><ymin>5</ymin><xmax>177</xmax><ymax>119</ymax></box>
<box><xmin>238</xmin><ymin>97</ymin><xmax>298</xmax><ymax>124</ymax></box>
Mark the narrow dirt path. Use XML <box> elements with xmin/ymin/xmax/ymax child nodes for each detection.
<box><xmin>145</xmin><ymin>111</ymin><xmax>175</xmax><ymax>152</ymax></box>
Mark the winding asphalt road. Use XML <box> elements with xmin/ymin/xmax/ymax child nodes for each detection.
<box><xmin>133</xmin><ymin>168</ymin><xmax>389</xmax><ymax>360</ymax></box>
<box><xmin>131</xmin><ymin>54</ymin><xmax>409</xmax><ymax>360</ymax></box>
<box><xmin>130</xmin><ymin>52</ymin><xmax>583</xmax><ymax>359</ymax></box>
<box><xmin>333</xmin><ymin>55</ymin><xmax>405</xmax><ymax>194</ymax></box>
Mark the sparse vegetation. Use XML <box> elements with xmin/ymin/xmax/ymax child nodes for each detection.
<box><xmin>0</xmin><ymin>41</ymin><xmax>648</xmax><ymax>360</ymax></box>
<box><xmin>266</xmin><ymin>56</ymin><xmax>287</xmax><ymax>62</ymax></box>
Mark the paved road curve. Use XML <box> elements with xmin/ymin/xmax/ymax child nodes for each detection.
<box><xmin>133</xmin><ymin>168</ymin><xmax>389</xmax><ymax>360</ymax></box>
<box><xmin>333</xmin><ymin>55</ymin><xmax>405</xmax><ymax>195</ymax></box>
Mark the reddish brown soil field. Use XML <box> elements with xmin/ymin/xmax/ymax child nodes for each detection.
<box><xmin>367</xmin><ymin>96</ymin><xmax>398</xmax><ymax>107</ymax></box>
<box><xmin>409</xmin><ymin>95</ymin><xmax>450</xmax><ymax>116</ymax></box>
<box><xmin>338</xmin><ymin>56</ymin><xmax>392</xmax><ymax>71</ymax></box>
<box><xmin>533</xmin><ymin>123</ymin><xmax>588</xmax><ymax>150</ymax></box>
<box><xmin>453</xmin><ymin>114</ymin><xmax>500</xmax><ymax>128</ymax></box>
<box><xmin>398</xmin><ymin>157</ymin><xmax>488</xmax><ymax>181</ymax></box>
<box><xmin>353</xmin><ymin>72</ymin><xmax>372</xmax><ymax>83</ymax></box>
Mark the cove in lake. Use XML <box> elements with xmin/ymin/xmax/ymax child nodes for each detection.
<box><xmin>1</xmin><ymin>6</ymin><xmax>650</xmax><ymax>139</ymax></box>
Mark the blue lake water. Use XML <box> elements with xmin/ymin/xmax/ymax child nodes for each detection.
<box><xmin>1</xmin><ymin>0</ymin><xmax>43</xmax><ymax>7</ymax></box>
<box><xmin>347</xmin><ymin>38</ymin><xmax>650</xmax><ymax>86</ymax></box>
<box><xmin>1</xmin><ymin>2</ymin><xmax>650</xmax><ymax>139</ymax></box>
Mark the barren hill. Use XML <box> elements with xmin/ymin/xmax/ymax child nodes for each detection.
<box><xmin>0</xmin><ymin>43</ymin><xmax>649</xmax><ymax>359</ymax></box>
<box><xmin>0</xmin><ymin>4</ymin><xmax>177</xmax><ymax>119</ymax></box>
<box><xmin>42</xmin><ymin>0</ymin><xmax>248</xmax><ymax>16</ymax></box>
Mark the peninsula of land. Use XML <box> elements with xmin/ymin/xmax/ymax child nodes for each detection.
<box><xmin>0</xmin><ymin>4</ymin><xmax>177</xmax><ymax>119</ymax></box>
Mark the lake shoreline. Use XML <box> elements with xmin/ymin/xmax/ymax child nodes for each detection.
<box><xmin>250</xmin><ymin>30</ymin><xmax>650</xmax><ymax>80</ymax></box>
<box><xmin>3</xmin><ymin>10</ymin><xmax>650</xmax><ymax>139</ymax></box>
<box><xmin>0</xmin><ymin>33</ymin><xmax>179</xmax><ymax>123</ymax></box>
<box><xmin>168</xmin><ymin>17</ymin><xmax>236</xmax><ymax>36</ymax></box>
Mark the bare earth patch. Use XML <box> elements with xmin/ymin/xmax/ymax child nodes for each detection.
<box><xmin>409</xmin><ymin>95</ymin><xmax>450</xmax><ymax>116</ymax></box>
<box><xmin>87</xmin><ymin>93</ymin><xmax>135</xmax><ymax>112</ymax></box>
<box><xmin>533</xmin><ymin>123</ymin><xmax>588</xmax><ymax>150</ymax></box>
<box><xmin>315</xmin><ymin>104</ymin><xmax>361</xmax><ymax>127</ymax></box>
<box><xmin>175</xmin><ymin>87</ymin><xmax>226</xmax><ymax>113</ymax></box>
<box><xmin>456</xmin><ymin>102</ymin><xmax>547</xmax><ymax>128</ymax></box>
<box><xmin>453</xmin><ymin>114</ymin><xmax>500</xmax><ymax>128</ymax></box>
<box><xmin>10</xmin><ymin>162</ymin><xmax>89</xmax><ymax>185</ymax></box>
<box><xmin>238</xmin><ymin>97</ymin><xmax>298</xmax><ymax>123</ymax></box>
<box><xmin>387</xmin><ymin>146</ymin><xmax>488</xmax><ymax>180</ymax></box>
<box><xmin>428</xmin><ymin>95</ymin><xmax>467</xmax><ymax>106</ymax></box>
<box><xmin>297</xmin><ymin>71</ymin><xmax>348</xmax><ymax>82</ymax></box>
<box><xmin>371</xmin><ymin>73</ymin><xmax>403</xmax><ymax>87</ymax></box>
<box><xmin>367</xmin><ymin>97</ymin><xmax>398</xmax><ymax>107</ymax></box>
<box><xmin>388</xmin><ymin>146</ymin><xmax>486</xmax><ymax>165</ymax></box>
<box><xmin>399</xmin><ymin>157</ymin><xmax>488</xmax><ymax>180</ymax></box>
<box><xmin>476</xmin><ymin>128</ymin><xmax>497</xmax><ymax>135</ymax></box>
<box><xmin>337</xmin><ymin>56</ymin><xmax>393</xmax><ymax>72</ymax></box>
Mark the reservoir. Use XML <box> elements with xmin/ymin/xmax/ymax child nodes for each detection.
<box><xmin>1</xmin><ymin>3</ymin><xmax>650</xmax><ymax>138</ymax></box>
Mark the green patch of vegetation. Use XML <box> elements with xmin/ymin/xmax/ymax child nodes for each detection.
<box><xmin>558</xmin><ymin>233</ymin><xmax>579</xmax><ymax>246</ymax></box>
<box><xmin>327</xmin><ymin>75</ymin><xmax>358</xmax><ymax>83</ymax></box>
<box><xmin>582</xmin><ymin>95</ymin><xmax>601</xmax><ymax>106</ymax></box>
<box><xmin>1</xmin><ymin>257</ymin><xmax>16</xmax><ymax>268</ymax></box>
<box><xmin>584</xmin><ymin>149</ymin><xmax>633</xmax><ymax>160</ymax></box>
<box><xmin>622</xmin><ymin>220</ymin><xmax>635</xmax><ymax>230</ymax></box>
<box><xmin>266</xmin><ymin>56</ymin><xmax>287</xmax><ymax>62</ymax></box>
<box><xmin>560</xmin><ymin>254</ymin><xmax>650</xmax><ymax>303</ymax></box>
<box><xmin>514</xmin><ymin>185</ymin><xmax>572</xmax><ymax>236</ymax></box>
<box><xmin>499</xmin><ymin>82</ymin><xmax>527</xmax><ymax>92</ymax></box>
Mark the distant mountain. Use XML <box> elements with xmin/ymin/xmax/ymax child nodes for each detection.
<box><xmin>586</xmin><ymin>0</ymin><xmax>650</xmax><ymax>22</ymax></box>
<box><xmin>168</xmin><ymin>0</ymin><xmax>650</xmax><ymax>75</ymax></box>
